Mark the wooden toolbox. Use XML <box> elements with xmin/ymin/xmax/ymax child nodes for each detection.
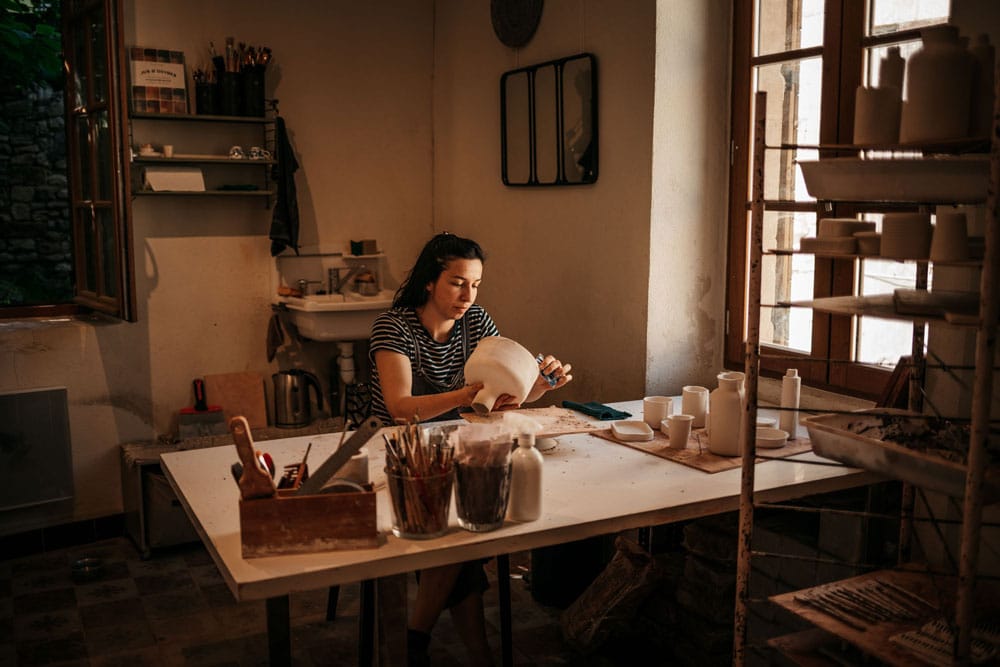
<box><xmin>230</xmin><ymin>414</ymin><xmax>384</xmax><ymax>558</ymax></box>
<box><xmin>239</xmin><ymin>486</ymin><xmax>379</xmax><ymax>558</ymax></box>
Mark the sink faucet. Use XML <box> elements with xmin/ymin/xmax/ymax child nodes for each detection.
<box><xmin>296</xmin><ymin>278</ymin><xmax>322</xmax><ymax>296</ymax></box>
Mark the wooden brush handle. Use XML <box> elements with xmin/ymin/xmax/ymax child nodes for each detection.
<box><xmin>229</xmin><ymin>416</ymin><xmax>275</xmax><ymax>500</ymax></box>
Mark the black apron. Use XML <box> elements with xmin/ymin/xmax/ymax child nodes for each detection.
<box><xmin>405</xmin><ymin>316</ymin><xmax>470</xmax><ymax>422</ymax></box>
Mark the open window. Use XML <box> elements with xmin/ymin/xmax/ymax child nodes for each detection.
<box><xmin>62</xmin><ymin>0</ymin><xmax>135</xmax><ymax>321</ymax></box>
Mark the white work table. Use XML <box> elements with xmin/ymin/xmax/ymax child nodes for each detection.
<box><xmin>160</xmin><ymin>399</ymin><xmax>880</xmax><ymax>664</ymax></box>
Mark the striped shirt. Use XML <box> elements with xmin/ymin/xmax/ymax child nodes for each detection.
<box><xmin>368</xmin><ymin>305</ymin><xmax>499</xmax><ymax>424</ymax></box>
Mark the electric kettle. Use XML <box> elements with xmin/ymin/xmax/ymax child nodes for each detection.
<box><xmin>272</xmin><ymin>369</ymin><xmax>324</xmax><ymax>428</ymax></box>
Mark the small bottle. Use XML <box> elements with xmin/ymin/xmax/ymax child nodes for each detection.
<box><xmin>508</xmin><ymin>433</ymin><xmax>543</xmax><ymax>522</ymax></box>
<box><xmin>879</xmin><ymin>45</ymin><xmax>905</xmax><ymax>94</ymax></box>
<box><xmin>780</xmin><ymin>369</ymin><xmax>801</xmax><ymax>440</ymax></box>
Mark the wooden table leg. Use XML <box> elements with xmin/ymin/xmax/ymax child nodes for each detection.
<box><xmin>497</xmin><ymin>554</ymin><xmax>513</xmax><ymax>667</ymax></box>
<box><xmin>266</xmin><ymin>595</ymin><xmax>291</xmax><ymax>667</ymax></box>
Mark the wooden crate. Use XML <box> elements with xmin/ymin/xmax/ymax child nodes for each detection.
<box><xmin>239</xmin><ymin>486</ymin><xmax>378</xmax><ymax>558</ymax></box>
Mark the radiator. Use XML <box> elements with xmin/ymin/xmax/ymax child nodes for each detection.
<box><xmin>0</xmin><ymin>387</ymin><xmax>73</xmax><ymax>511</ymax></box>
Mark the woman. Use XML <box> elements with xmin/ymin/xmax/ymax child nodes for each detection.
<box><xmin>369</xmin><ymin>232</ymin><xmax>572</xmax><ymax>665</ymax></box>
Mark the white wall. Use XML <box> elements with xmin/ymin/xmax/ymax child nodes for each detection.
<box><xmin>648</xmin><ymin>0</ymin><xmax>732</xmax><ymax>394</ymax></box>
<box><xmin>432</xmin><ymin>0</ymin><xmax>659</xmax><ymax>404</ymax></box>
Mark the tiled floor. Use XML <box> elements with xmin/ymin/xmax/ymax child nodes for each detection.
<box><xmin>0</xmin><ymin>536</ymin><xmax>636</xmax><ymax>666</ymax></box>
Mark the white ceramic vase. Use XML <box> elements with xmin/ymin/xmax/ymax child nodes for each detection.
<box><xmin>708</xmin><ymin>371</ymin><xmax>746</xmax><ymax>457</ymax></box>
<box><xmin>900</xmin><ymin>25</ymin><xmax>975</xmax><ymax>144</ymax></box>
<box><xmin>464</xmin><ymin>336</ymin><xmax>539</xmax><ymax>414</ymax></box>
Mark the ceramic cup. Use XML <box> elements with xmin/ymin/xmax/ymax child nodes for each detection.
<box><xmin>248</xmin><ymin>145</ymin><xmax>272</xmax><ymax>160</ymax></box>
<box><xmin>667</xmin><ymin>414</ymin><xmax>694</xmax><ymax>449</ymax></box>
<box><xmin>930</xmin><ymin>212</ymin><xmax>970</xmax><ymax>262</ymax></box>
<box><xmin>643</xmin><ymin>396</ymin><xmax>672</xmax><ymax>429</ymax></box>
<box><xmin>881</xmin><ymin>212</ymin><xmax>932</xmax><ymax>259</ymax></box>
<box><xmin>681</xmin><ymin>385</ymin><xmax>709</xmax><ymax>428</ymax></box>
<box><xmin>162</xmin><ymin>144</ymin><xmax>174</xmax><ymax>158</ymax></box>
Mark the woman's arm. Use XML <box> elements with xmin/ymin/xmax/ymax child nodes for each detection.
<box><xmin>374</xmin><ymin>349</ymin><xmax>484</xmax><ymax>423</ymax></box>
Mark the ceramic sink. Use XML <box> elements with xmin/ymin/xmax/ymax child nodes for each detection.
<box><xmin>277</xmin><ymin>290</ymin><xmax>393</xmax><ymax>341</ymax></box>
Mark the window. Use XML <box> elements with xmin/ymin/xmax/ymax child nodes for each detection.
<box><xmin>0</xmin><ymin>0</ymin><xmax>134</xmax><ymax>321</ymax></box>
<box><xmin>726</xmin><ymin>0</ymin><xmax>951</xmax><ymax>398</ymax></box>
<box><xmin>62</xmin><ymin>0</ymin><xmax>134</xmax><ymax>321</ymax></box>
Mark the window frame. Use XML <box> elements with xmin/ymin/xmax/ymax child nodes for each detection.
<box><xmin>725</xmin><ymin>0</ymin><xmax>944</xmax><ymax>399</ymax></box>
<box><xmin>1</xmin><ymin>0</ymin><xmax>135</xmax><ymax>322</ymax></box>
<box><xmin>62</xmin><ymin>0</ymin><xmax>135</xmax><ymax>322</ymax></box>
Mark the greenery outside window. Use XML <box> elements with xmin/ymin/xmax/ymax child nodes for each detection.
<box><xmin>0</xmin><ymin>0</ymin><xmax>134</xmax><ymax>321</ymax></box>
<box><xmin>726</xmin><ymin>0</ymin><xmax>951</xmax><ymax>399</ymax></box>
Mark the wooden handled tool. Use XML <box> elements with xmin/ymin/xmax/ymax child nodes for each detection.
<box><xmin>229</xmin><ymin>416</ymin><xmax>276</xmax><ymax>500</ymax></box>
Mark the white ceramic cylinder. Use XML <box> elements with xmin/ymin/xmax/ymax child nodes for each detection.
<box><xmin>681</xmin><ymin>385</ymin><xmax>709</xmax><ymax>428</ymax></box>
<box><xmin>334</xmin><ymin>447</ymin><xmax>369</xmax><ymax>485</ymax></box>
<box><xmin>667</xmin><ymin>414</ymin><xmax>694</xmax><ymax>449</ymax></box>
<box><xmin>900</xmin><ymin>25</ymin><xmax>975</xmax><ymax>144</ymax></box>
<box><xmin>853</xmin><ymin>86</ymin><xmax>901</xmax><ymax>145</ymax></box>
<box><xmin>643</xmin><ymin>396</ymin><xmax>672</xmax><ymax>429</ymax></box>
<box><xmin>930</xmin><ymin>212</ymin><xmax>970</xmax><ymax>262</ymax></box>
<box><xmin>508</xmin><ymin>435</ymin><xmax>543</xmax><ymax>522</ymax></box>
<box><xmin>463</xmin><ymin>336</ymin><xmax>539</xmax><ymax>414</ymax></box>
<box><xmin>708</xmin><ymin>372</ymin><xmax>745</xmax><ymax>457</ymax></box>
<box><xmin>881</xmin><ymin>212</ymin><xmax>932</xmax><ymax>259</ymax></box>
<box><xmin>879</xmin><ymin>46</ymin><xmax>905</xmax><ymax>93</ymax></box>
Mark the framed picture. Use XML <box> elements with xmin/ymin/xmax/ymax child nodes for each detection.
<box><xmin>128</xmin><ymin>46</ymin><xmax>188</xmax><ymax>114</ymax></box>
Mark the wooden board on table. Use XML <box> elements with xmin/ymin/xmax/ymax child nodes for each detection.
<box><xmin>461</xmin><ymin>406</ymin><xmax>606</xmax><ymax>438</ymax></box>
<box><xmin>591</xmin><ymin>427</ymin><xmax>812</xmax><ymax>473</ymax></box>
<box><xmin>204</xmin><ymin>372</ymin><xmax>268</xmax><ymax>429</ymax></box>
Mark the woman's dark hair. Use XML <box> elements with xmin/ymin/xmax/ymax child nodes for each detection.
<box><xmin>393</xmin><ymin>232</ymin><xmax>485</xmax><ymax>308</ymax></box>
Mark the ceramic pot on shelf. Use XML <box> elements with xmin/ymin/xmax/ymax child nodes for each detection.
<box><xmin>463</xmin><ymin>336</ymin><xmax>539</xmax><ymax>414</ymax></box>
<box><xmin>708</xmin><ymin>371</ymin><xmax>746</xmax><ymax>457</ymax></box>
<box><xmin>899</xmin><ymin>25</ymin><xmax>975</xmax><ymax>144</ymax></box>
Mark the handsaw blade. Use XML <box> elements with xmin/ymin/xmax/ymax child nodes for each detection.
<box><xmin>294</xmin><ymin>417</ymin><xmax>382</xmax><ymax>496</ymax></box>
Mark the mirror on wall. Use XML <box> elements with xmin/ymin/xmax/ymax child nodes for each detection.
<box><xmin>500</xmin><ymin>52</ymin><xmax>597</xmax><ymax>186</ymax></box>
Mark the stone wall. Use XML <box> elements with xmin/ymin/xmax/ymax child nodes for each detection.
<box><xmin>0</xmin><ymin>84</ymin><xmax>72</xmax><ymax>305</ymax></box>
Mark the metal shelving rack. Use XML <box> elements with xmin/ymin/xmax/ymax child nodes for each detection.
<box><xmin>733</xmin><ymin>88</ymin><xmax>999</xmax><ymax>665</ymax></box>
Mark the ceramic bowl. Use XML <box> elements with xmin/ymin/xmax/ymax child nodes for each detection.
<box><xmin>756</xmin><ymin>416</ymin><xmax>777</xmax><ymax>428</ymax></box>
<box><xmin>756</xmin><ymin>427</ymin><xmax>789</xmax><ymax>449</ymax></box>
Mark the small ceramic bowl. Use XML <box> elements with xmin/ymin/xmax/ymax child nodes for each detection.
<box><xmin>756</xmin><ymin>427</ymin><xmax>789</xmax><ymax>449</ymax></box>
<box><xmin>756</xmin><ymin>416</ymin><xmax>777</xmax><ymax>428</ymax></box>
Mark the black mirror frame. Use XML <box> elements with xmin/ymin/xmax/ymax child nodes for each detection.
<box><xmin>500</xmin><ymin>52</ymin><xmax>598</xmax><ymax>187</ymax></box>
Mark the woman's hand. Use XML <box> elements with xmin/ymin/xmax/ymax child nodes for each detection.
<box><xmin>459</xmin><ymin>382</ymin><xmax>485</xmax><ymax>407</ymax></box>
<box><xmin>526</xmin><ymin>354</ymin><xmax>573</xmax><ymax>403</ymax></box>
<box><xmin>493</xmin><ymin>394</ymin><xmax>521</xmax><ymax>410</ymax></box>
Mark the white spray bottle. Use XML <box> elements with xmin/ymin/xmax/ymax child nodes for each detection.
<box><xmin>503</xmin><ymin>412</ymin><xmax>544</xmax><ymax>522</ymax></box>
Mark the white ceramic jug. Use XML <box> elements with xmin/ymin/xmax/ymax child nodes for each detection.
<box><xmin>464</xmin><ymin>336</ymin><xmax>539</xmax><ymax>414</ymax></box>
<box><xmin>708</xmin><ymin>371</ymin><xmax>746</xmax><ymax>457</ymax></box>
<box><xmin>900</xmin><ymin>25</ymin><xmax>975</xmax><ymax>144</ymax></box>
